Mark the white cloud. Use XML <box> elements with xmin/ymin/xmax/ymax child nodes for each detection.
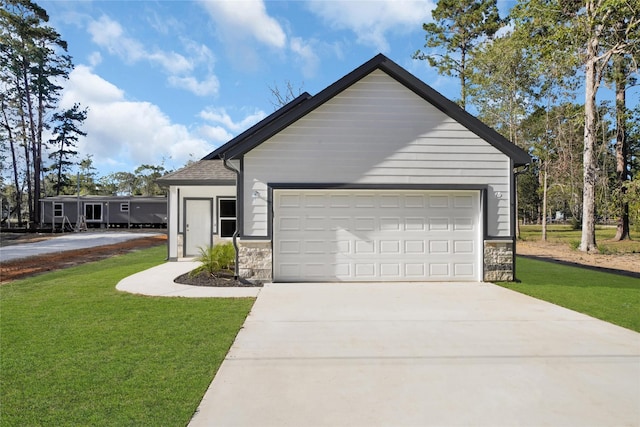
<box><xmin>60</xmin><ymin>66</ymin><xmax>213</xmax><ymax>173</ymax></box>
<box><xmin>199</xmin><ymin>0</ymin><xmax>286</xmax><ymax>49</ymax></box>
<box><xmin>290</xmin><ymin>37</ymin><xmax>319</xmax><ymax>78</ymax></box>
<box><xmin>168</xmin><ymin>75</ymin><xmax>220</xmax><ymax>97</ymax></box>
<box><xmin>147</xmin><ymin>51</ymin><xmax>194</xmax><ymax>75</ymax></box>
<box><xmin>198</xmin><ymin>0</ymin><xmax>287</xmax><ymax>71</ymax></box>
<box><xmin>199</xmin><ymin>108</ymin><xmax>266</xmax><ymax>133</ymax></box>
<box><xmin>87</xmin><ymin>51</ymin><xmax>102</xmax><ymax>67</ymax></box>
<box><xmin>61</xmin><ymin>65</ymin><xmax>124</xmax><ymax>103</ymax></box>
<box><xmin>86</xmin><ymin>15</ymin><xmax>219</xmax><ymax>97</ymax></box>
<box><xmin>308</xmin><ymin>0</ymin><xmax>435</xmax><ymax>52</ymax></box>
<box><xmin>87</xmin><ymin>15</ymin><xmax>193</xmax><ymax>74</ymax></box>
<box><xmin>198</xmin><ymin>125</ymin><xmax>234</xmax><ymax>143</ymax></box>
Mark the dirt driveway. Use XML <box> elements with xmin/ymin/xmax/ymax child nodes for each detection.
<box><xmin>0</xmin><ymin>233</ymin><xmax>166</xmax><ymax>283</ymax></box>
<box><xmin>517</xmin><ymin>240</ymin><xmax>640</xmax><ymax>275</ymax></box>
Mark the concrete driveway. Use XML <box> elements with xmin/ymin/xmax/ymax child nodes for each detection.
<box><xmin>189</xmin><ymin>282</ymin><xmax>640</xmax><ymax>427</ymax></box>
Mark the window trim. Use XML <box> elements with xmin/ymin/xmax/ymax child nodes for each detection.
<box><xmin>53</xmin><ymin>203</ymin><xmax>63</xmax><ymax>218</ymax></box>
<box><xmin>84</xmin><ymin>203</ymin><xmax>103</xmax><ymax>222</ymax></box>
<box><xmin>217</xmin><ymin>197</ymin><xmax>236</xmax><ymax>238</ymax></box>
<box><xmin>120</xmin><ymin>202</ymin><xmax>129</xmax><ymax>213</ymax></box>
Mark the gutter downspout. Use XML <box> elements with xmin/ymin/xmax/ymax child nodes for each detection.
<box><xmin>221</xmin><ymin>154</ymin><xmax>240</xmax><ymax>280</ymax></box>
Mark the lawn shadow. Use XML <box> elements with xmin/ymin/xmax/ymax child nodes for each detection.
<box><xmin>518</xmin><ymin>254</ymin><xmax>640</xmax><ymax>280</ymax></box>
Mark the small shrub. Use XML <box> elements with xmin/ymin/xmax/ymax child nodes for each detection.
<box><xmin>570</xmin><ymin>217</ymin><xmax>581</xmax><ymax>230</ymax></box>
<box><xmin>190</xmin><ymin>242</ymin><xmax>235</xmax><ymax>277</ymax></box>
<box><xmin>598</xmin><ymin>246</ymin><xmax>611</xmax><ymax>255</ymax></box>
<box><xmin>569</xmin><ymin>240</ymin><xmax>580</xmax><ymax>250</ymax></box>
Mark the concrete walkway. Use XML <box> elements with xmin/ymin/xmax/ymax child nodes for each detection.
<box><xmin>116</xmin><ymin>261</ymin><xmax>261</xmax><ymax>298</ymax></box>
<box><xmin>189</xmin><ymin>282</ymin><xmax>640</xmax><ymax>427</ymax></box>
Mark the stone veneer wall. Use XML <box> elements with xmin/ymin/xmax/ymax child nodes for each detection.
<box><xmin>483</xmin><ymin>240</ymin><xmax>514</xmax><ymax>281</ymax></box>
<box><xmin>177</xmin><ymin>234</ymin><xmax>183</xmax><ymax>258</ymax></box>
<box><xmin>238</xmin><ymin>240</ymin><xmax>272</xmax><ymax>281</ymax></box>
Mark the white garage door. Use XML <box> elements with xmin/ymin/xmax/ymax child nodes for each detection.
<box><xmin>273</xmin><ymin>189</ymin><xmax>481</xmax><ymax>282</ymax></box>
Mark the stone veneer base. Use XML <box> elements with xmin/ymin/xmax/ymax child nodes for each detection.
<box><xmin>238</xmin><ymin>240</ymin><xmax>273</xmax><ymax>281</ymax></box>
<box><xmin>483</xmin><ymin>240</ymin><xmax>514</xmax><ymax>282</ymax></box>
<box><xmin>236</xmin><ymin>239</ymin><xmax>515</xmax><ymax>283</ymax></box>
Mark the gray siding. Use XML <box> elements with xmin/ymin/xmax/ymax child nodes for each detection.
<box><xmin>243</xmin><ymin>70</ymin><xmax>511</xmax><ymax>237</ymax></box>
<box><xmin>41</xmin><ymin>197</ymin><xmax>167</xmax><ymax>227</ymax></box>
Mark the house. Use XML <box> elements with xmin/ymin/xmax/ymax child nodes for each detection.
<box><xmin>156</xmin><ymin>160</ymin><xmax>235</xmax><ymax>258</ymax></box>
<box><xmin>164</xmin><ymin>54</ymin><xmax>530</xmax><ymax>282</ymax></box>
<box><xmin>40</xmin><ymin>195</ymin><xmax>167</xmax><ymax>229</ymax></box>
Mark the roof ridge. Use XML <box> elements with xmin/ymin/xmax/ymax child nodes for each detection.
<box><xmin>203</xmin><ymin>53</ymin><xmax>530</xmax><ymax>166</ymax></box>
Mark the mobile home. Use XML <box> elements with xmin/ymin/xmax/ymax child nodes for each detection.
<box><xmin>40</xmin><ymin>195</ymin><xmax>167</xmax><ymax>229</ymax></box>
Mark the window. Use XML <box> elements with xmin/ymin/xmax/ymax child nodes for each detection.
<box><xmin>120</xmin><ymin>203</ymin><xmax>129</xmax><ymax>212</ymax></box>
<box><xmin>218</xmin><ymin>198</ymin><xmax>236</xmax><ymax>238</ymax></box>
<box><xmin>85</xmin><ymin>203</ymin><xmax>103</xmax><ymax>221</ymax></box>
<box><xmin>53</xmin><ymin>203</ymin><xmax>63</xmax><ymax>217</ymax></box>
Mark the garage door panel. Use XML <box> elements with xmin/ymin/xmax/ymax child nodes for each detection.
<box><xmin>454</xmin><ymin>240</ymin><xmax>474</xmax><ymax>253</ymax></box>
<box><xmin>405</xmin><ymin>240</ymin><xmax>426</xmax><ymax>254</ymax></box>
<box><xmin>274</xmin><ymin>190</ymin><xmax>480</xmax><ymax>282</ymax></box>
<box><xmin>429</xmin><ymin>263</ymin><xmax>449</xmax><ymax>276</ymax></box>
<box><xmin>454</xmin><ymin>263</ymin><xmax>475</xmax><ymax>276</ymax></box>
<box><xmin>429</xmin><ymin>195</ymin><xmax>449</xmax><ymax>208</ymax></box>
<box><xmin>406</xmin><ymin>217</ymin><xmax>426</xmax><ymax>231</ymax></box>
<box><xmin>279</xmin><ymin>217</ymin><xmax>300</xmax><ymax>231</ymax></box>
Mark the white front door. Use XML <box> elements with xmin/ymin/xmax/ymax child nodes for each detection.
<box><xmin>184</xmin><ymin>199</ymin><xmax>212</xmax><ymax>257</ymax></box>
<box><xmin>273</xmin><ymin>189</ymin><xmax>481</xmax><ymax>282</ymax></box>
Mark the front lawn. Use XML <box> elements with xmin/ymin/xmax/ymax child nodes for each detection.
<box><xmin>0</xmin><ymin>246</ymin><xmax>255</xmax><ymax>426</ymax></box>
<box><xmin>499</xmin><ymin>256</ymin><xmax>640</xmax><ymax>332</ymax></box>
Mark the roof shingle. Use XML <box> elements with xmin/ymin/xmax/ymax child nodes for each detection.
<box><xmin>156</xmin><ymin>160</ymin><xmax>235</xmax><ymax>186</ymax></box>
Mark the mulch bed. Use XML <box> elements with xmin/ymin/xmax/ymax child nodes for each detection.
<box><xmin>174</xmin><ymin>271</ymin><xmax>263</xmax><ymax>287</ymax></box>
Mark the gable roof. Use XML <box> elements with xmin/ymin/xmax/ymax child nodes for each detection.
<box><xmin>156</xmin><ymin>160</ymin><xmax>235</xmax><ymax>186</ymax></box>
<box><xmin>204</xmin><ymin>54</ymin><xmax>531</xmax><ymax>166</ymax></box>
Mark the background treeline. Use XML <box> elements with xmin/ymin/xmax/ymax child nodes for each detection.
<box><xmin>0</xmin><ymin>0</ymin><xmax>170</xmax><ymax>228</ymax></box>
<box><xmin>415</xmin><ymin>0</ymin><xmax>639</xmax><ymax>249</ymax></box>
<box><xmin>2</xmin><ymin>0</ymin><xmax>639</xmax><ymax>253</ymax></box>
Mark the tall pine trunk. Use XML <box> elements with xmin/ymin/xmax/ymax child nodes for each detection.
<box><xmin>1</xmin><ymin>103</ymin><xmax>23</xmax><ymax>226</ymax></box>
<box><xmin>613</xmin><ymin>56</ymin><xmax>630</xmax><ymax>241</ymax></box>
<box><xmin>580</xmin><ymin>38</ymin><xmax>599</xmax><ymax>253</ymax></box>
<box><xmin>542</xmin><ymin>163</ymin><xmax>548</xmax><ymax>241</ymax></box>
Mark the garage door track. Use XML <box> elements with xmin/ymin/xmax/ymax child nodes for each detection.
<box><xmin>189</xmin><ymin>282</ymin><xmax>640</xmax><ymax>426</ymax></box>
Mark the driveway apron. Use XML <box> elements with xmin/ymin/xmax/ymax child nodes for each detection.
<box><xmin>189</xmin><ymin>282</ymin><xmax>640</xmax><ymax>427</ymax></box>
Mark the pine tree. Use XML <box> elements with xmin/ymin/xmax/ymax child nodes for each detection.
<box><xmin>48</xmin><ymin>103</ymin><xmax>87</xmax><ymax>195</ymax></box>
<box><xmin>413</xmin><ymin>0</ymin><xmax>503</xmax><ymax>110</ymax></box>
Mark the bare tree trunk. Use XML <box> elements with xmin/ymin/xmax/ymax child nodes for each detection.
<box><xmin>21</xmin><ymin>61</ymin><xmax>38</xmax><ymax>227</ymax></box>
<box><xmin>542</xmin><ymin>163</ymin><xmax>548</xmax><ymax>241</ymax></box>
<box><xmin>34</xmin><ymin>47</ymin><xmax>47</xmax><ymax>225</ymax></box>
<box><xmin>1</xmin><ymin>101</ymin><xmax>23</xmax><ymax>226</ymax></box>
<box><xmin>55</xmin><ymin>140</ymin><xmax>65</xmax><ymax>196</ymax></box>
<box><xmin>19</xmin><ymin>108</ymin><xmax>33</xmax><ymax>228</ymax></box>
<box><xmin>580</xmin><ymin>42</ymin><xmax>599</xmax><ymax>253</ymax></box>
<box><xmin>459</xmin><ymin>45</ymin><xmax>466</xmax><ymax>110</ymax></box>
<box><xmin>613</xmin><ymin>56</ymin><xmax>630</xmax><ymax>241</ymax></box>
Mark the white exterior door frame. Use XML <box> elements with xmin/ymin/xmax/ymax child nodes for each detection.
<box><xmin>183</xmin><ymin>198</ymin><xmax>213</xmax><ymax>257</ymax></box>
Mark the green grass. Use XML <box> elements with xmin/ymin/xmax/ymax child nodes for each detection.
<box><xmin>0</xmin><ymin>246</ymin><xmax>255</xmax><ymax>426</ymax></box>
<box><xmin>519</xmin><ymin>224</ymin><xmax>640</xmax><ymax>254</ymax></box>
<box><xmin>499</xmin><ymin>257</ymin><xmax>640</xmax><ymax>332</ymax></box>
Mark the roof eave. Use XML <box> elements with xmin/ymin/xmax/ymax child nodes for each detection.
<box><xmin>203</xmin><ymin>92</ymin><xmax>313</xmax><ymax>160</ymax></box>
<box><xmin>156</xmin><ymin>179</ymin><xmax>236</xmax><ymax>187</ymax></box>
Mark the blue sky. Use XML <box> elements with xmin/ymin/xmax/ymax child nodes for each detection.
<box><xmin>39</xmin><ymin>0</ymin><xmax>468</xmax><ymax>176</ymax></box>
<box><xmin>38</xmin><ymin>0</ymin><xmax>633</xmax><ymax>177</ymax></box>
